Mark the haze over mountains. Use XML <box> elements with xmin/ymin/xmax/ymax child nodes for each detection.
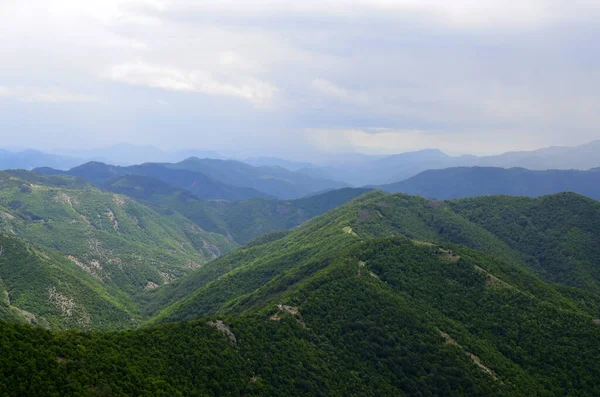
<box><xmin>379</xmin><ymin>167</ymin><xmax>600</xmax><ymax>201</ymax></box>
<box><xmin>296</xmin><ymin>139</ymin><xmax>600</xmax><ymax>186</ymax></box>
<box><xmin>2</xmin><ymin>139</ymin><xmax>600</xmax><ymax>188</ymax></box>
<box><xmin>3</xmin><ymin>138</ymin><xmax>590</xmax><ymax>206</ymax></box>
<box><xmin>4</xmin><ymin>0</ymin><xmax>600</xmax><ymax>393</ymax></box>
<box><xmin>35</xmin><ymin>158</ymin><xmax>348</xmax><ymax>200</ymax></box>
<box><xmin>0</xmin><ymin>135</ymin><xmax>599</xmax><ymax>394</ymax></box>
<box><xmin>2</xmin><ymin>134</ymin><xmax>600</xmax><ymax>396</ymax></box>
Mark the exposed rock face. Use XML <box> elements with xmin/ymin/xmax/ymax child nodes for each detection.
<box><xmin>53</xmin><ymin>192</ymin><xmax>80</xmax><ymax>207</ymax></box>
<box><xmin>106</xmin><ymin>208</ymin><xmax>119</xmax><ymax>230</ymax></box>
<box><xmin>207</xmin><ymin>320</ymin><xmax>237</xmax><ymax>345</ymax></box>
<box><xmin>269</xmin><ymin>304</ymin><xmax>304</xmax><ymax>327</ymax></box>
<box><xmin>144</xmin><ymin>281</ymin><xmax>159</xmax><ymax>290</ymax></box>
<box><xmin>47</xmin><ymin>286</ymin><xmax>76</xmax><ymax>317</ymax></box>
<box><xmin>113</xmin><ymin>194</ymin><xmax>127</xmax><ymax>206</ymax></box>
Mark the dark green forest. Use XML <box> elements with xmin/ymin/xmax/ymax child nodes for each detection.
<box><xmin>1</xmin><ymin>169</ymin><xmax>600</xmax><ymax>395</ymax></box>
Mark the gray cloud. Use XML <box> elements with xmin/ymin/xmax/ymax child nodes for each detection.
<box><xmin>0</xmin><ymin>0</ymin><xmax>599</xmax><ymax>156</ymax></box>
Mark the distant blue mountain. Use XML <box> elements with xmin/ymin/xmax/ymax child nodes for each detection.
<box><xmin>0</xmin><ymin>149</ymin><xmax>83</xmax><ymax>170</ymax></box>
<box><xmin>35</xmin><ymin>157</ymin><xmax>348</xmax><ymax>200</ymax></box>
<box><xmin>378</xmin><ymin>166</ymin><xmax>600</xmax><ymax>201</ymax></box>
<box><xmin>299</xmin><ymin>140</ymin><xmax>600</xmax><ymax>186</ymax></box>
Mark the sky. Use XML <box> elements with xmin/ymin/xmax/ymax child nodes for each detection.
<box><xmin>0</xmin><ymin>0</ymin><xmax>599</xmax><ymax>159</ymax></box>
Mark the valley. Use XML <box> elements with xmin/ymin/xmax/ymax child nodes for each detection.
<box><xmin>4</xmin><ymin>2</ymin><xmax>600</xmax><ymax>394</ymax></box>
<box><xmin>1</xmin><ymin>162</ymin><xmax>600</xmax><ymax>394</ymax></box>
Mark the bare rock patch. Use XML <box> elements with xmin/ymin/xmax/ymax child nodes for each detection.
<box><xmin>113</xmin><ymin>194</ymin><xmax>127</xmax><ymax>206</ymax></box>
<box><xmin>106</xmin><ymin>209</ymin><xmax>118</xmax><ymax>230</ymax></box>
<box><xmin>144</xmin><ymin>281</ymin><xmax>159</xmax><ymax>290</ymax></box>
<box><xmin>207</xmin><ymin>320</ymin><xmax>237</xmax><ymax>345</ymax></box>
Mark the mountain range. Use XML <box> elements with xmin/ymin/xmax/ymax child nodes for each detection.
<box><xmin>52</xmin><ymin>143</ymin><xmax>226</xmax><ymax>167</ymax></box>
<box><xmin>0</xmin><ymin>169</ymin><xmax>368</xmax><ymax>330</ymax></box>
<box><xmin>2</xmin><ymin>187</ymin><xmax>600</xmax><ymax>395</ymax></box>
<box><xmin>296</xmin><ymin>140</ymin><xmax>600</xmax><ymax>185</ymax></box>
<box><xmin>36</xmin><ymin>157</ymin><xmax>348</xmax><ymax>200</ymax></box>
<box><xmin>3</xmin><ymin>139</ymin><xmax>600</xmax><ymax>188</ymax></box>
<box><xmin>1</xmin><ymin>140</ymin><xmax>600</xmax><ymax>394</ymax></box>
<box><xmin>0</xmin><ymin>149</ymin><xmax>82</xmax><ymax>171</ymax></box>
<box><xmin>378</xmin><ymin>166</ymin><xmax>600</xmax><ymax>200</ymax></box>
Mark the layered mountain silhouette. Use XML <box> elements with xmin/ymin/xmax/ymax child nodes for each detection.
<box><xmin>299</xmin><ymin>140</ymin><xmax>600</xmax><ymax>185</ymax></box>
<box><xmin>378</xmin><ymin>166</ymin><xmax>600</xmax><ymax>200</ymax></box>
<box><xmin>36</xmin><ymin>157</ymin><xmax>348</xmax><ymax>200</ymax></box>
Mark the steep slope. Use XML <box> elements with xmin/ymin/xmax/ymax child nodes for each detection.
<box><xmin>0</xmin><ymin>234</ymin><xmax>136</xmax><ymax>330</ymax></box>
<box><xmin>145</xmin><ymin>191</ymin><xmax>521</xmax><ymax>322</ymax></box>
<box><xmin>168</xmin><ymin>157</ymin><xmax>348</xmax><ymax>199</ymax></box>
<box><xmin>0</xmin><ymin>171</ymin><xmax>237</xmax><ymax>328</ymax></box>
<box><xmin>0</xmin><ymin>171</ymin><xmax>368</xmax><ymax>329</ymax></box>
<box><xmin>379</xmin><ymin>166</ymin><xmax>600</xmax><ymax>200</ymax></box>
<box><xmin>2</xmin><ymin>191</ymin><xmax>600</xmax><ymax>394</ymax></box>
<box><xmin>4</xmin><ymin>235</ymin><xmax>600</xmax><ymax>394</ymax></box>
<box><xmin>205</xmin><ymin>187</ymin><xmax>373</xmax><ymax>244</ymax></box>
<box><xmin>150</xmin><ymin>191</ymin><xmax>600</xmax><ymax>323</ymax></box>
<box><xmin>448</xmin><ymin>193</ymin><xmax>600</xmax><ymax>294</ymax></box>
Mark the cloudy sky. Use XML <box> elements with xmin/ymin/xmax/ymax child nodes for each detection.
<box><xmin>1</xmin><ymin>0</ymin><xmax>599</xmax><ymax>159</ymax></box>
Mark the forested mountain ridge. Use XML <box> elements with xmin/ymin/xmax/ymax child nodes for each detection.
<box><xmin>448</xmin><ymin>193</ymin><xmax>600</xmax><ymax>295</ymax></box>
<box><xmin>379</xmin><ymin>166</ymin><xmax>600</xmax><ymax>200</ymax></box>
<box><xmin>148</xmin><ymin>190</ymin><xmax>600</xmax><ymax>322</ymax></box>
<box><xmin>36</xmin><ymin>156</ymin><xmax>348</xmax><ymax>200</ymax></box>
<box><xmin>36</xmin><ymin>161</ymin><xmax>271</xmax><ymax>201</ymax></box>
<box><xmin>0</xmin><ymin>171</ymin><xmax>367</xmax><ymax>330</ymax></box>
<box><xmin>4</xmin><ymin>195</ymin><xmax>600</xmax><ymax>394</ymax></box>
<box><xmin>103</xmin><ymin>174</ymin><xmax>371</xmax><ymax>245</ymax></box>
<box><xmin>1</xmin><ymin>175</ymin><xmax>600</xmax><ymax>394</ymax></box>
<box><xmin>0</xmin><ymin>170</ymin><xmax>237</xmax><ymax>329</ymax></box>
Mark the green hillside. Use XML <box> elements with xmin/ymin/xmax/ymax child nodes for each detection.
<box><xmin>150</xmin><ymin>191</ymin><xmax>600</xmax><ymax>323</ymax></box>
<box><xmin>4</xmin><ymin>236</ymin><xmax>600</xmax><ymax>394</ymax></box>
<box><xmin>145</xmin><ymin>191</ymin><xmax>518</xmax><ymax>320</ymax></box>
<box><xmin>0</xmin><ymin>171</ymin><xmax>366</xmax><ymax>330</ymax></box>
<box><xmin>0</xmin><ymin>234</ymin><xmax>136</xmax><ymax>330</ymax></box>
<box><xmin>448</xmin><ymin>193</ymin><xmax>600</xmax><ymax>294</ymax></box>
<box><xmin>2</xmin><ymin>188</ymin><xmax>600</xmax><ymax>394</ymax></box>
<box><xmin>0</xmin><ymin>171</ymin><xmax>237</xmax><ymax>329</ymax></box>
<box><xmin>104</xmin><ymin>174</ymin><xmax>370</xmax><ymax>245</ymax></box>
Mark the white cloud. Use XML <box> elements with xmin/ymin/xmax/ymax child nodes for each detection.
<box><xmin>1</xmin><ymin>0</ymin><xmax>600</xmax><ymax>153</ymax></box>
<box><xmin>107</xmin><ymin>61</ymin><xmax>277</xmax><ymax>107</ymax></box>
<box><xmin>312</xmin><ymin>79</ymin><xmax>369</xmax><ymax>106</ymax></box>
<box><xmin>0</xmin><ymin>86</ymin><xmax>101</xmax><ymax>104</ymax></box>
